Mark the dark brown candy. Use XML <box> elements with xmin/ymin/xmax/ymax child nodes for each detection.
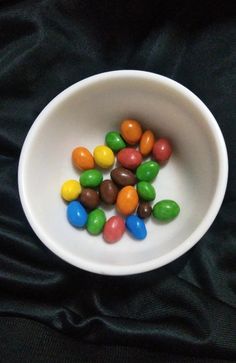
<box><xmin>111</xmin><ymin>167</ymin><xmax>137</xmax><ymax>187</ymax></box>
<box><xmin>79</xmin><ymin>188</ymin><xmax>100</xmax><ymax>210</ymax></box>
<box><xmin>99</xmin><ymin>180</ymin><xmax>118</xmax><ymax>205</ymax></box>
<box><xmin>137</xmin><ymin>202</ymin><xmax>152</xmax><ymax>219</ymax></box>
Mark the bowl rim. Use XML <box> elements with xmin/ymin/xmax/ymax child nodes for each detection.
<box><xmin>18</xmin><ymin>70</ymin><xmax>228</xmax><ymax>275</ymax></box>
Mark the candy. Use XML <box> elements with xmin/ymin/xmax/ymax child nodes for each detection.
<box><xmin>139</xmin><ymin>130</ymin><xmax>155</xmax><ymax>156</ymax></box>
<box><xmin>80</xmin><ymin>169</ymin><xmax>103</xmax><ymax>188</ymax></box>
<box><xmin>117</xmin><ymin>148</ymin><xmax>142</xmax><ymax>170</ymax></box>
<box><xmin>105</xmin><ymin>131</ymin><xmax>126</xmax><ymax>152</ymax></box>
<box><xmin>126</xmin><ymin>215</ymin><xmax>147</xmax><ymax>240</ymax></box>
<box><xmin>153</xmin><ymin>138</ymin><xmax>172</xmax><ymax>162</ymax></box>
<box><xmin>103</xmin><ymin>216</ymin><xmax>125</xmax><ymax>243</ymax></box>
<box><xmin>99</xmin><ymin>180</ymin><xmax>118</xmax><ymax>205</ymax></box>
<box><xmin>136</xmin><ymin>161</ymin><xmax>160</xmax><ymax>182</ymax></box>
<box><xmin>87</xmin><ymin>208</ymin><xmax>106</xmax><ymax>235</ymax></box>
<box><xmin>61</xmin><ymin>180</ymin><xmax>82</xmax><ymax>202</ymax></box>
<box><xmin>72</xmin><ymin>147</ymin><xmax>94</xmax><ymax>170</ymax></box>
<box><xmin>116</xmin><ymin>186</ymin><xmax>139</xmax><ymax>215</ymax></box>
<box><xmin>79</xmin><ymin>188</ymin><xmax>100</xmax><ymax>210</ymax></box>
<box><xmin>111</xmin><ymin>167</ymin><xmax>137</xmax><ymax>187</ymax></box>
<box><xmin>137</xmin><ymin>181</ymin><xmax>156</xmax><ymax>201</ymax></box>
<box><xmin>120</xmin><ymin>119</ymin><xmax>142</xmax><ymax>145</ymax></box>
<box><xmin>67</xmin><ymin>201</ymin><xmax>88</xmax><ymax>228</ymax></box>
<box><xmin>137</xmin><ymin>202</ymin><xmax>152</xmax><ymax>219</ymax></box>
<box><xmin>93</xmin><ymin>145</ymin><xmax>115</xmax><ymax>169</ymax></box>
<box><xmin>152</xmin><ymin>200</ymin><xmax>180</xmax><ymax>221</ymax></box>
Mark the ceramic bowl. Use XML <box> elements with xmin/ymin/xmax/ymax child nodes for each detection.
<box><xmin>18</xmin><ymin>70</ymin><xmax>228</xmax><ymax>275</ymax></box>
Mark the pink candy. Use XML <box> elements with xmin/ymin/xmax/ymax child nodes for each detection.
<box><xmin>103</xmin><ymin>216</ymin><xmax>125</xmax><ymax>244</ymax></box>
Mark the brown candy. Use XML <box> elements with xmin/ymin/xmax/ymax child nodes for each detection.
<box><xmin>79</xmin><ymin>188</ymin><xmax>100</xmax><ymax>210</ymax></box>
<box><xmin>111</xmin><ymin>167</ymin><xmax>137</xmax><ymax>187</ymax></box>
<box><xmin>99</xmin><ymin>180</ymin><xmax>118</xmax><ymax>205</ymax></box>
<box><xmin>137</xmin><ymin>202</ymin><xmax>152</xmax><ymax>219</ymax></box>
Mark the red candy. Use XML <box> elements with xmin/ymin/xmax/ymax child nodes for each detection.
<box><xmin>152</xmin><ymin>138</ymin><xmax>172</xmax><ymax>162</ymax></box>
<box><xmin>117</xmin><ymin>148</ymin><xmax>142</xmax><ymax>170</ymax></box>
<box><xmin>103</xmin><ymin>216</ymin><xmax>125</xmax><ymax>243</ymax></box>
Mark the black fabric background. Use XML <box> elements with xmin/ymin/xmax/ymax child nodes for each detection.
<box><xmin>0</xmin><ymin>0</ymin><xmax>236</xmax><ymax>362</ymax></box>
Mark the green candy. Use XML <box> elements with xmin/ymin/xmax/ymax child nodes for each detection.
<box><xmin>105</xmin><ymin>131</ymin><xmax>126</xmax><ymax>152</ymax></box>
<box><xmin>137</xmin><ymin>181</ymin><xmax>156</xmax><ymax>201</ymax></box>
<box><xmin>87</xmin><ymin>208</ymin><xmax>106</xmax><ymax>235</ymax></box>
<box><xmin>136</xmin><ymin>161</ymin><xmax>160</xmax><ymax>182</ymax></box>
<box><xmin>152</xmin><ymin>200</ymin><xmax>180</xmax><ymax>221</ymax></box>
<box><xmin>80</xmin><ymin>169</ymin><xmax>103</xmax><ymax>188</ymax></box>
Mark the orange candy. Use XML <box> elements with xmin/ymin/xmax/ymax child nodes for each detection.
<box><xmin>72</xmin><ymin>147</ymin><xmax>94</xmax><ymax>170</ymax></box>
<box><xmin>116</xmin><ymin>186</ymin><xmax>139</xmax><ymax>215</ymax></box>
<box><xmin>139</xmin><ymin>130</ymin><xmax>155</xmax><ymax>156</ymax></box>
<box><xmin>120</xmin><ymin>119</ymin><xmax>142</xmax><ymax>145</ymax></box>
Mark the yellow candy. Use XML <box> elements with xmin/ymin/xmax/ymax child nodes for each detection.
<box><xmin>93</xmin><ymin>145</ymin><xmax>115</xmax><ymax>169</ymax></box>
<box><xmin>61</xmin><ymin>180</ymin><xmax>82</xmax><ymax>201</ymax></box>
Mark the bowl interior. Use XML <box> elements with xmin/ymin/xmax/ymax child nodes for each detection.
<box><xmin>19</xmin><ymin>72</ymin><xmax>226</xmax><ymax>275</ymax></box>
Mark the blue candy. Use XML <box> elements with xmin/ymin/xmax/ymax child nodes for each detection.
<box><xmin>67</xmin><ymin>201</ymin><xmax>88</xmax><ymax>228</ymax></box>
<box><xmin>126</xmin><ymin>215</ymin><xmax>147</xmax><ymax>240</ymax></box>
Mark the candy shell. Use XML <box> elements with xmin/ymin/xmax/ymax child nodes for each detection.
<box><xmin>126</xmin><ymin>215</ymin><xmax>147</xmax><ymax>240</ymax></box>
<box><xmin>103</xmin><ymin>216</ymin><xmax>125</xmax><ymax>243</ymax></box>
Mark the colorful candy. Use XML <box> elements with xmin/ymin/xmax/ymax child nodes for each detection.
<box><xmin>120</xmin><ymin>119</ymin><xmax>142</xmax><ymax>145</ymax></box>
<box><xmin>103</xmin><ymin>216</ymin><xmax>125</xmax><ymax>243</ymax></box>
<box><xmin>99</xmin><ymin>180</ymin><xmax>118</xmax><ymax>205</ymax></box>
<box><xmin>87</xmin><ymin>208</ymin><xmax>106</xmax><ymax>235</ymax></box>
<box><xmin>111</xmin><ymin>167</ymin><xmax>137</xmax><ymax>187</ymax></box>
<box><xmin>62</xmin><ymin>119</ymin><xmax>180</xmax><ymax>244</ymax></box>
<box><xmin>72</xmin><ymin>147</ymin><xmax>94</xmax><ymax>170</ymax></box>
<box><xmin>80</xmin><ymin>188</ymin><xmax>100</xmax><ymax>210</ymax></box>
<box><xmin>139</xmin><ymin>130</ymin><xmax>155</xmax><ymax>156</ymax></box>
<box><xmin>116</xmin><ymin>186</ymin><xmax>139</xmax><ymax>215</ymax></box>
<box><xmin>152</xmin><ymin>200</ymin><xmax>180</xmax><ymax>221</ymax></box>
<box><xmin>61</xmin><ymin>180</ymin><xmax>82</xmax><ymax>202</ymax></box>
<box><xmin>117</xmin><ymin>148</ymin><xmax>142</xmax><ymax>170</ymax></box>
<box><xmin>93</xmin><ymin>145</ymin><xmax>115</xmax><ymax>168</ymax></box>
<box><xmin>153</xmin><ymin>138</ymin><xmax>172</xmax><ymax>163</ymax></box>
<box><xmin>126</xmin><ymin>215</ymin><xmax>147</xmax><ymax>240</ymax></box>
<box><xmin>67</xmin><ymin>201</ymin><xmax>88</xmax><ymax>228</ymax></box>
<box><xmin>105</xmin><ymin>131</ymin><xmax>126</xmax><ymax>152</ymax></box>
<box><xmin>137</xmin><ymin>202</ymin><xmax>152</xmax><ymax>219</ymax></box>
<box><xmin>137</xmin><ymin>181</ymin><xmax>156</xmax><ymax>201</ymax></box>
<box><xmin>80</xmin><ymin>169</ymin><xmax>103</xmax><ymax>188</ymax></box>
<box><xmin>136</xmin><ymin>161</ymin><xmax>160</xmax><ymax>182</ymax></box>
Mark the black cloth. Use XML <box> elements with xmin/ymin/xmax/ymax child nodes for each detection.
<box><xmin>0</xmin><ymin>1</ymin><xmax>236</xmax><ymax>362</ymax></box>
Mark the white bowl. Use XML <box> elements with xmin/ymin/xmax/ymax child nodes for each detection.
<box><xmin>18</xmin><ymin>70</ymin><xmax>228</xmax><ymax>275</ymax></box>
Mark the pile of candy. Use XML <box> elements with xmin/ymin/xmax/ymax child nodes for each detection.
<box><xmin>61</xmin><ymin>119</ymin><xmax>180</xmax><ymax>243</ymax></box>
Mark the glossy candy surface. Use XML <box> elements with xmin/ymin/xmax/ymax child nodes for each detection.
<box><xmin>72</xmin><ymin>147</ymin><xmax>94</xmax><ymax>170</ymax></box>
<box><xmin>116</xmin><ymin>186</ymin><xmax>139</xmax><ymax>215</ymax></box>
<box><xmin>99</xmin><ymin>180</ymin><xmax>118</xmax><ymax>205</ymax></box>
<box><xmin>67</xmin><ymin>201</ymin><xmax>88</xmax><ymax>228</ymax></box>
<box><xmin>139</xmin><ymin>130</ymin><xmax>155</xmax><ymax>156</ymax></box>
<box><xmin>153</xmin><ymin>138</ymin><xmax>172</xmax><ymax>162</ymax></box>
<box><xmin>93</xmin><ymin>145</ymin><xmax>115</xmax><ymax>168</ymax></box>
<box><xmin>87</xmin><ymin>208</ymin><xmax>106</xmax><ymax>235</ymax></box>
<box><xmin>126</xmin><ymin>215</ymin><xmax>147</xmax><ymax>240</ymax></box>
<box><xmin>79</xmin><ymin>188</ymin><xmax>100</xmax><ymax>210</ymax></box>
<box><xmin>111</xmin><ymin>167</ymin><xmax>137</xmax><ymax>187</ymax></box>
<box><xmin>105</xmin><ymin>131</ymin><xmax>126</xmax><ymax>152</ymax></box>
<box><xmin>137</xmin><ymin>181</ymin><xmax>156</xmax><ymax>201</ymax></box>
<box><xmin>80</xmin><ymin>169</ymin><xmax>103</xmax><ymax>188</ymax></box>
<box><xmin>136</xmin><ymin>161</ymin><xmax>160</xmax><ymax>182</ymax></box>
<box><xmin>103</xmin><ymin>216</ymin><xmax>125</xmax><ymax>243</ymax></box>
<box><xmin>61</xmin><ymin>180</ymin><xmax>82</xmax><ymax>202</ymax></box>
<box><xmin>117</xmin><ymin>148</ymin><xmax>142</xmax><ymax>170</ymax></box>
<box><xmin>120</xmin><ymin>119</ymin><xmax>142</xmax><ymax>145</ymax></box>
<box><xmin>137</xmin><ymin>202</ymin><xmax>152</xmax><ymax>219</ymax></box>
<box><xmin>152</xmin><ymin>200</ymin><xmax>180</xmax><ymax>221</ymax></box>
